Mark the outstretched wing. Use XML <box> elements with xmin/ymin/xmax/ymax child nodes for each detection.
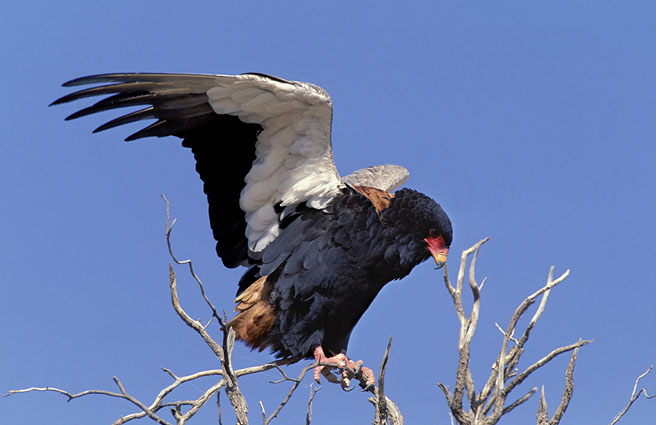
<box><xmin>52</xmin><ymin>72</ymin><xmax>344</xmax><ymax>267</ymax></box>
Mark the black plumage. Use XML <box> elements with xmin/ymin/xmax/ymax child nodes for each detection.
<box><xmin>257</xmin><ymin>188</ymin><xmax>451</xmax><ymax>358</ymax></box>
<box><xmin>52</xmin><ymin>72</ymin><xmax>453</xmax><ymax>376</ymax></box>
<box><xmin>180</xmin><ymin>116</ymin><xmax>260</xmax><ymax>268</ymax></box>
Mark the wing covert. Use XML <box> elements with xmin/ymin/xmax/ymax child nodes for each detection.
<box><xmin>342</xmin><ymin>164</ymin><xmax>409</xmax><ymax>192</ymax></box>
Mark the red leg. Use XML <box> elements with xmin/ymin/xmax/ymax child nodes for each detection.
<box><xmin>313</xmin><ymin>346</ymin><xmax>376</xmax><ymax>391</ymax></box>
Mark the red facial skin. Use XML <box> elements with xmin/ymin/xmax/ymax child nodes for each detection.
<box><xmin>424</xmin><ymin>234</ymin><xmax>448</xmax><ymax>268</ymax></box>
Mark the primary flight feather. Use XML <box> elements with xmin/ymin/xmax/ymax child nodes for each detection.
<box><xmin>52</xmin><ymin>72</ymin><xmax>453</xmax><ymax>388</ymax></box>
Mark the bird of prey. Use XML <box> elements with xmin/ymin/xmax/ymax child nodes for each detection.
<box><xmin>52</xmin><ymin>72</ymin><xmax>453</xmax><ymax>389</ymax></box>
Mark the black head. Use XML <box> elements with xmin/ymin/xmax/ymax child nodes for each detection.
<box><xmin>382</xmin><ymin>188</ymin><xmax>453</xmax><ymax>271</ymax></box>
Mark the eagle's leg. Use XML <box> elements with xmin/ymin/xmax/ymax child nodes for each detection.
<box><xmin>313</xmin><ymin>346</ymin><xmax>376</xmax><ymax>391</ymax></box>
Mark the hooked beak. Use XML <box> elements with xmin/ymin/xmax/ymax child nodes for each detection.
<box><xmin>431</xmin><ymin>248</ymin><xmax>448</xmax><ymax>269</ymax></box>
<box><xmin>425</xmin><ymin>235</ymin><xmax>448</xmax><ymax>269</ymax></box>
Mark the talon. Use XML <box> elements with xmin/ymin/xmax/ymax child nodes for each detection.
<box><xmin>314</xmin><ymin>346</ymin><xmax>345</xmax><ymax>384</ymax></box>
<box><xmin>342</xmin><ymin>381</ymin><xmax>356</xmax><ymax>392</ymax></box>
<box><xmin>322</xmin><ymin>366</ymin><xmax>341</xmax><ymax>383</ymax></box>
<box><xmin>361</xmin><ymin>382</ymin><xmax>375</xmax><ymax>392</ymax></box>
<box><xmin>341</xmin><ymin>376</ymin><xmax>351</xmax><ymax>390</ymax></box>
<box><xmin>312</xmin><ymin>346</ymin><xmax>376</xmax><ymax>390</ymax></box>
<box><xmin>352</xmin><ymin>360</ymin><xmax>363</xmax><ymax>376</ymax></box>
<box><xmin>358</xmin><ymin>366</ymin><xmax>376</xmax><ymax>391</ymax></box>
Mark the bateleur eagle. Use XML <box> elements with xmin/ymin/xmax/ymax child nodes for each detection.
<box><xmin>52</xmin><ymin>72</ymin><xmax>453</xmax><ymax>388</ymax></box>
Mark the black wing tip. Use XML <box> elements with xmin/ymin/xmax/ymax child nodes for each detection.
<box><xmin>90</xmin><ymin>124</ymin><xmax>140</xmax><ymax>142</ymax></box>
<box><xmin>61</xmin><ymin>74</ymin><xmax>110</xmax><ymax>87</ymax></box>
<box><xmin>124</xmin><ymin>133</ymin><xmax>140</xmax><ymax>142</ymax></box>
<box><xmin>50</xmin><ymin>75</ymin><xmax>114</xmax><ymax>107</ymax></box>
<box><xmin>64</xmin><ymin>109</ymin><xmax>89</xmax><ymax>120</ymax></box>
<box><xmin>50</xmin><ymin>90</ymin><xmax>93</xmax><ymax>107</ymax></box>
<box><xmin>61</xmin><ymin>73</ymin><xmax>137</xmax><ymax>87</ymax></box>
<box><xmin>50</xmin><ymin>93</ymin><xmax>85</xmax><ymax>111</ymax></box>
<box><xmin>61</xmin><ymin>72</ymin><xmax>214</xmax><ymax>87</ymax></box>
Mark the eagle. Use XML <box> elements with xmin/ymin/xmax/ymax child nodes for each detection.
<box><xmin>52</xmin><ymin>72</ymin><xmax>453</xmax><ymax>389</ymax></box>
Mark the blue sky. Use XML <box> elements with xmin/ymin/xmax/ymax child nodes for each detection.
<box><xmin>2</xmin><ymin>1</ymin><xmax>655</xmax><ymax>424</ymax></box>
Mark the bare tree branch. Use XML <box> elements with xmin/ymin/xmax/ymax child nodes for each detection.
<box><xmin>609</xmin><ymin>365</ymin><xmax>655</xmax><ymax>425</ymax></box>
<box><xmin>371</xmin><ymin>337</ymin><xmax>393</xmax><ymax>425</ymax></box>
<box><xmin>437</xmin><ymin>239</ymin><xmax>590</xmax><ymax>425</ymax></box>
<box><xmin>535</xmin><ymin>344</ymin><xmax>582</xmax><ymax>425</ymax></box>
<box><xmin>548</xmin><ymin>344</ymin><xmax>580</xmax><ymax>424</ymax></box>
<box><xmin>261</xmin><ymin>363</ymin><xmax>315</xmax><ymax>424</ymax></box>
<box><xmin>305</xmin><ymin>384</ymin><xmax>321</xmax><ymax>425</ymax></box>
<box><xmin>7</xmin><ymin>200</ymin><xmax>409</xmax><ymax>425</ymax></box>
<box><xmin>11</xmin><ymin>198</ymin><xmax>603</xmax><ymax>425</ymax></box>
<box><xmin>536</xmin><ymin>387</ymin><xmax>548</xmax><ymax>425</ymax></box>
<box><xmin>503</xmin><ymin>387</ymin><xmax>537</xmax><ymax>417</ymax></box>
<box><xmin>162</xmin><ymin>194</ymin><xmax>225</xmax><ymax>328</ymax></box>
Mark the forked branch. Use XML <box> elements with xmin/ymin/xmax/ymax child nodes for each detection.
<box><xmin>609</xmin><ymin>365</ymin><xmax>655</xmax><ymax>425</ymax></box>
<box><xmin>438</xmin><ymin>238</ymin><xmax>591</xmax><ymax>425</ymax></box>
<box><xmin>7</xmin><ymin>198</ymin><xmax>403</xmax><ymax>425</ymax></box>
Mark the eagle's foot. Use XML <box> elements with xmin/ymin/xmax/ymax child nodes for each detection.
<box><xmin>313</xmin><ymin>346</ymin><xmax>376</xmax><ymax>391</ymax></box>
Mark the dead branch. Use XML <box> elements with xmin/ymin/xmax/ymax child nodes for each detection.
<box><xmin>163</xmin><ymin>194</ymin><xmax>224</xmax><ymax>328</ymax></box>
<box><xmin>438</xmin><ymin>238</ymin><xmax>591</xmax><ymax>425</ymax></box>
<box><xmin>368</xmin><ymin>337</ymin><xmax>404</xmax><ymax>425</ymax></box>
<box><xmin>11</xmin><ymin>207</ymin><xmax>650</xmax><ymax>425</ymax></box>
<box><xmin>373</xmin><ymin>337</ymin><xmax>393</xmax><ymax>424</ymax></box>
<box><xmin>259</xmin><ymin>363</ymin><xmax>315</xmax><ymax>424</ymax></box>
<box><xmin>305</xmin><ymin>384</ymin><xmax>321</xmax><ymax>425</ymax></box>
<box><xmin>535</xmin><ymin>344</ymin><xmax>580</xmax><ymax>425</ymax></box>
<box><xmin>8</xmin><ymin>199</ymin><xmax>403</xmax><ymax>425</ymax></box>
<box><xmin>609</xmin><ymin>365</ymin><xmax>655</xmax><ymax>425</ymax></box>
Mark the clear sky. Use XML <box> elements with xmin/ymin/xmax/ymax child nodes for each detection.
<box><xmin>2</xmin><ymin>1</ymin><xmax>655</xmax><ymax>424</ymax></box>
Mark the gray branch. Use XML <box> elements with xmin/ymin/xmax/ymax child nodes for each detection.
<box><xmin>609</xmin><ymin>365</ymin><xmax>655</xmax><ymax>425</ymax></box>
<box><xmin>7</xmin><ymin>198</ymin><xmax>403</xmax><ymax>424</ymax></box>
<box><xmin>437</xmin><ymin>238</ymin><xmax>591</xmax><ymax>425</ymax></box>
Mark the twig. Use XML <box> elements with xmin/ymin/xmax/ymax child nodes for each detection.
<box><xmin>306</xmin><ymin>384</ymin><xmax>321</xmax><ymax>425</ymax></box>
<box><xmin>169</xmin><ymin>264</ymin><xmax>225</xmax><ymax>361</ymax></box>
<box><xmin>504</xmin><ymin>339</ymin><xmax>591</xmax><ymax>397</ymax></box>
<box><xmin>534</xmin><ymin>344</ymin><xmax>582</xmax><ymax>425</ymax></box>
<box><xmin>373</xmin><ymin>337</ymin><xmax>393</xmax><ymax>424</ymax></box>
<box><xmin>368</xmin><ymin>337</ymin><xmax>403</xmax><ymax>425</ymax></box>
<box><xmin>609</xmin><ymin>365</ymin><xmax>655</xmax><ymax>425</ymax></box>
<box><xmin>503</xmin><ymin>387</ymin><xmax>537</xmax><ymax>416</ymax></box>
<box><xmin>549</xmin><ymin>344</ymin><xmax>580</xmax><ymax>424</ymax></box>
<box><xmin>221</xmin><ymin>327</ymin><xmax>248</xmax><ymax>424</ymax></box>
<box><xmin>436</xmin><ymin>239</ymin><xmax>590</xmax><ymax>425</ymax></box>
<box><xmin>217</xmin><ymin>391</ymin><xmax>223</xmax><ymax>425</ymax></box>
<box><xmin>262</xmin><ymin>363</ymin><xmax>316</xmax><ymax>424</ymax></box>
<box><xmin>494</xmin><ymin>323</ymin><xmax>519</xmax><ymax>346</ymax></box>
<box><xmin>163</xmin><ymin>194</ymin><xmax>225</xmax><ymax>328</ymax></box>
<box><xmin>7</xmin><ymin>198</ymin><xmax>404</xmax><ymax>425</ymax></box>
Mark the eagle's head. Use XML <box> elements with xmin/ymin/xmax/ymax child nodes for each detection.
<box><xmin>420</xmin><ymin>199</ymin><xmax>452</xmax><ymax>269</ymax></box>
<box><xmin>382</xmin><ymin>188</ymin><xmax>453</xmax><ymax>273</ymax></box>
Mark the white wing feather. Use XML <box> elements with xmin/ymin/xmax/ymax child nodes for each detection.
<box><xmin>56</xmin><ymin>72</ymin><xmax>409</xmax><ymax>258</ymax></box>
<box><xmin>205</xmin><ymin>74</ymin><xmax>343</xmax><ymax>252</ymax></box>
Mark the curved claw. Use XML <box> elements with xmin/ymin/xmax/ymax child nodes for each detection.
<box><xmin>312</xmin><ymin>346</ymin><xmax>376</xmax><ymax>391</ymax></box>
<box><xmin>313</xmin><ymin>346</ymin><xmax>347</xmax><ymax>384</ymax></box>
<box><xmin>356</xmin><ymin>366</ymin><xmax>376</xmax><ymax>391</ymax></box>
<box><xmin>352</xmin><ymin>360</ymin><xmax>363</xmax><ymax>376</ymax></box>
<box><xmin>316</xmin><ymin>364</ymin><xmax>341</xmax><ymax>384</ymax></box>
<box><xmin>342</xmin><ymin>382</ymin><xmax>356</xmax><ymax>392</ymax></box>
<box><xmin>360</xmin><ymin>383</ymin><xmax>376</xmax><ymax>392</ymax></box>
